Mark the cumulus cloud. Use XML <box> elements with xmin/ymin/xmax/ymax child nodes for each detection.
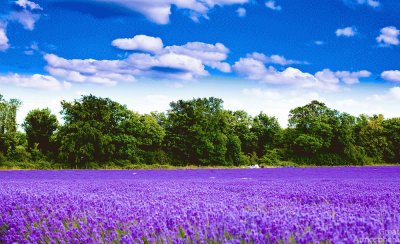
<box><xmin>236</xmin><ymin>7</ymin><xmax>246</xmax><ymax>17</ymax></box>
<box><xmin>265</xmin><ymin>1</ymin><xmax>282</xmax><ymax>11</ymax></box>
<box><xmin>0</xmin><ymin>24</ymin><xmax>9</xmax><ymax>52</ymax></box>
<box><xmin>111</xmin><ymin>35</ymin><xmax>164</xmax><ymax>54</ymax></box>
<box><xmin>164</xmin><ymin>42</ymin><xmax>231</xmax><ymax>72</ymax></box>
<box><xmin>233</xmin><ymin>58</ymin><xmax>267</xmax><ymax>80</ymax></box>
<box><xmin>381</xmin><ymin>70</ymin><xmax>400</xmax><ymax>83</ymax></box>
<box><xmin>44</xmin><ymin>51</ymin><xmax>208</xmax><ymax>85</ymax></box>
<box><xmin>44</xmin><ymin>36</ymin><xmax>231</xmax><ymax>85</ymax></box>
<box><xmin>376</xmin><ymin>26</ymin><xmax>399</xmax><ymax>47</ymax></box>
<box><xmin>246</xmin><ymin>52</ymin><xmax>308</xmax><ymax>66</ymax></box>
<box><xmin>334</xmin><ymin>70</ymin><xmax>371</xmax><ymax>84</ymax></box>
<box><xmin>0</xmin><ymin>73</ymin><xmax>70</xmax><ymax>90</ymax></box>
<box><xmin>75</xmin><ymin>0</ymin><xmax>249</xmax><ymax>24</ymax></box>
<box><xmin>233</xmin><ymin>56</ymin><xmax>370</xmax><ymax>90</ymax></box>
<box><xmin>111</xmin><ymin>35</ymin><xmax>231</xmax><ymax>72</ymax></box>
<box><xmin>336</xmin><ymin>27</ymin><xmax>357</xmax><ymax>37</ymax></box>
<box><xmin>234</xmin><ymin>58</ymin><xmax>324</xmax><ymax>88</ymax></box>
<box><xmin>44</xmin><ymin>54</ymin><xmax>135</xmax><ymax>86</ymax></box>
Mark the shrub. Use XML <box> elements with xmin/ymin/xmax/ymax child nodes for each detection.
<box><xmin>8</xmin><ymin>146</ymin><xmax>31</xmax><ymax>162</ymax></box>
<box><xmin>259</xmin><ymin>149</ymin><xmax>282</xmax><ymax>166</ymax></box>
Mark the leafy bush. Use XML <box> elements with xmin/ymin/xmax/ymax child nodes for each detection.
<box><xmin>258</xmin><ymin>149</ymin><xmax>282</xmax><ymax>166</ymax></box>
<box><xmin>8</xmin><ymin>146</ymin><xmax>31</xmax><ymax>162</ymax></box>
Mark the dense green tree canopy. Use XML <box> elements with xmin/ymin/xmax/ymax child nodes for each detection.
<box><xmin>164</xmin><ymin>97</ymin><xmax>229</xmax><ymax>166</ymax></box>
<box><xmin>22</xmin><ymin>108</ymin><xmax>58</xmax><ymax>154</ymax></box>
<box><xmin>0</xmin><ymin>93</ymin><xmax>398</xmax><ymax>168</ymax></box>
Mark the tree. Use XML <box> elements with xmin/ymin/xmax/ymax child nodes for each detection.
<box><xmin>288</xmin><ymin>101</ymin><xmax>337</xmax><ymax>157</ymax></box>
<box><xmin>225</xmin><ymin>134</ymin><xmax>242</xmax><ymax>166</ymax></box>
<box><xmin>57</xmin><ymin>95</ymin><xmax>138</xmax><ymax>167</ymax></box>
<box><xmin>57</xmin><ymin>95</ymin><xmax>167</xmax><ymax>167</ymax></box>
<box><xmin>22</xmin><ymin>108</ymin><xmax>58</xmax><ymax>155</ymax></box>
<box><xmin>0</xmin><ymin>95</ymin><xmax>22</xmax><ymax>159</ymax></box>
<box><xmin>164</xmin><ymin>97</ymin><xmax>229</xmax><ymax>166</ymax></box>
<box><xmin>135</xmin><ymin>114</ymin><xmax>167</xmax><ymax>164</ymax></box>
<box><xmin>383</xmin><ymin>118</ymin><xmax>400</xmax><ymax>163</ymax></box>
<box><xmin>251</xmin><ymin>112</ymin><xmax>282</xmax><ymax>157</ymax></box>
<box><xmin>226</xmin><ymin>110</ymin><xmax>256</xmax><ymax>156</ymax></box>
<box><xmin>354</xmin><ymin>114</ymin><xmax>389</xmax><ymax>162</ymax></box>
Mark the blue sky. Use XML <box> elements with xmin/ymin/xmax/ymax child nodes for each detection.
<box><xmin>0</xmin><ymin>0</ymin><xmax>399</xmax><ymax>126</ymax></box>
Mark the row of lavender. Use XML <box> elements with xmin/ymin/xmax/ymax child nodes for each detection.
<box><xmin>1</xmin><ymin>167</ymin><xmax>400</xmax><ymax>243</ymax></box>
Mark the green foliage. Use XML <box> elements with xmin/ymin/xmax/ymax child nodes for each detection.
<box><xmin>226</xmin><ymin>110</ymin><xmax>256</xmax><ymax>155</ymax></box>
<box><xmin>259</xmin><ymin>149</ymin><xmax>282</xmax><ymax>166</ymax></box>
<box><xmin>383</xmin><ymin>118</ymin><xmax>400</xmax><ymax>163</ymax></box>
<box><xmin>164</xmin><ymin>97</ymin><xmax>229</xmax><ymax>166</ymax></box>
<box><xmin>0</xmin><ymin>92</ymin><xmax>398</xmax><ymax>169</ymax></box>
<box><xmin>22</xmin><ymin>108</ymin><xmax>58</xmax><ymax>155</ymax></box>
<box><xmin>7</xmin><ymin>145</ymin><xmax>31</xmax><ymax>162</ymax></box>
<box><xmin>57</xmin><ymin>95</ymin><xmax>139</xmax><ymax>167</ymax></box>
<box><xmin>354</xmin><ymin>114</ymin><xmax>388</xmax><ymax>162</ymax></box>
<box><xmin>289</xmin><ymin>101</ymin><xmax>336</xmax><ymax>154</ymax></box>
<box><xmin>251</xmin><ymin>112</ymin><xmax>282</xmax><ymax>157</ymax></box>
<box><xmin>225</xmin><ymin>134</ymin><xmax>242</xmax><ymax>166</ymax></box>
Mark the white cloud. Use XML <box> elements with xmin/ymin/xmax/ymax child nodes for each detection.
<box><xmin>8</xmin><ymin>10</ymin><xmax>40</xmax><ymax>31</ymax></box>
<box><xmin>265</xmin><ymin>1</ymin><xmax>282</xmax><ymax>11</ymax></box>
<box><xmin>236</xmin><ymin>7</ymin><xmax>246</xmax><ymax>17</ymax></box>
<box><xmin>111</xmin><ymin>35</ymin><xmax>163</xmax><ymax>54</ymax></box>
<box><xmin>314</xmin><ymin>41</ymin><xmax>324</xmax><ymax>45</ymax></box>
<box><xmin>342</xmin><ymin>0</ymin><xmax>380</xmax><ymax>8</ymax></box>
<box><xmin>111</xmin><ymin>35</ymin><xmax>231</xmax><ymax>73</ymax></box>
<box><xmin>376</xmin><ymin>26</ymin><xmax>399</xmax><ymax>47</ymax></box>
<box><xmin>4</xmin><ymin>1</ymin><xmax>42</xmax><ymax>31</ymax></box>
<box><xmin>44</xmin><ymin>54</ymin><xmax>135</xmax><ymax>86</ymax></box>
<box><xmin>44</xmin><ymin>37</ymin><xmax>231</xmax><ymax>85</ymax></box>
<box><xmin>234</xmin><ymin>58</ymin><xmax>331</xmax><ymax>89</ymax></box>
<box><xmin>233</xmin><ymin>58</ymin><xmax>267</xmax><ymax>80</ymax></box>
<box><xmin>336</xmin><ymin>27</ymin><xmax>357</xmax><ymax>37</ymax></box>
<box><xmin>389</xmin><ymin>87</ymin><xmax>400</xmax><ymax>99</ymax></box>
<box><xmin>262</xmin><ymin>67</ymin><xmax>327</xmax><ymax>88</ymax></box>
<box><xmin>0</xmin><ymin>24</ymin><xmax>9</xmax><ymax>52</ymax></box>
<box><xmin>334</xmin><ymin>70</ymin><xmax>371</xmax><ymax>84</ymax></box>
<box><xmin>233</xmin><ymin>56</ymin><xmax>370</xmax><ymax>90</ymax></box>
<box><xmin>164</xmin><ymin>42</ymin><xmax>231</xmax><ymax>72</ymax></box>
<box><xmin>246</xmin><ymin>52</ymin><xmax>307</xmax><ymax>66</ymax></box>
<box><xmin>314</xmin><ymin>69</ymin><xmax>341</xmax><ymax>87</ymax></box>
<box><xmin>15</xmin><ymin>0</ymin><xmax>43</xmax><ymax>10</ymax></box>
<box><xmin>381</xmin><ymin>70</ymin><xmax>400</xmax><ymax>83</ymax></box>
<box><xmin>91</xmin><ymin>0</ymin><xmax>248</xmax><ymax>24</ymax></box>
<box><xmin>362</xmin><ymin>0</ymin><xmax>380</xmax><ymax>7</ymax></box>
<box><xmin>24</xmin><ymin>42</ymin><xmax>40</xmax><ymax>55</ymax></box>
<box><xmin>0</xmin><ymin>73</ymin><xmax>70</xmax><ymax>90</ymax></box>
<box><xmin>370</xmin><ymin>87</ymin><xmax>400</xmax><ymax>101</ymax></box>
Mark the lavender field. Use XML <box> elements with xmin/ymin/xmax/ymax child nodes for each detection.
<box><xmin>1</xmin><ymin>167</ymin><xmax>400</xmax><ymax>243</ymax></box>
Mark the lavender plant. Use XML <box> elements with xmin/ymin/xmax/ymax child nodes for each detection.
<box><xmin>1</xmin><ymin>167</ymin><xmax>400</xmax><ymax>243</ymax></box>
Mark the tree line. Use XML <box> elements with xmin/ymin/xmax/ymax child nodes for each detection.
<box><xmin>0</xmin><ymin>93</ymin><xmax>399</xmax><ymax>169</ymax></box>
